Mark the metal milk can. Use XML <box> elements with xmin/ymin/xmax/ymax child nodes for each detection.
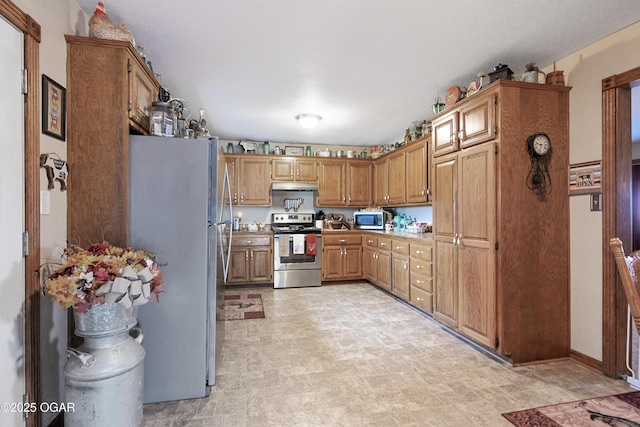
<box><xmin>64</xmin><ymin>304</ymin><xmax>145</xmax><ymax>427</ymax></box>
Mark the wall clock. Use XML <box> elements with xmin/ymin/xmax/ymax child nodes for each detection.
<box><xmin>526</xmin><ymin>133</ymin><xmax>552</xmax><ymax>197</ymax></box>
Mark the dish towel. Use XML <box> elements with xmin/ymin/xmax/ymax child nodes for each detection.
<box><xmin>278</xmin><ymin>236</ymin><xmax>290</xmax><ymax>257</ymax></box>
<box><xmin>306</xmin><ymin>234</ymin><xmax>317</xmax><ymax>255</ymax></box>
<box><xmin>293</xmin><ymin>234</ymin><xmax>305</xmax><ymax>254</ymax></box>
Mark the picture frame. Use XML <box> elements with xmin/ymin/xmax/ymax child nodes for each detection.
<box><xmin>569</xmin><ymin>161</ymin><xmax>602</xmax><ymax>195</ymax></box>
<box><xmin>42</xmin><ymin>75</ymin><xmax>66</xmax><ymax>141</ymax></box>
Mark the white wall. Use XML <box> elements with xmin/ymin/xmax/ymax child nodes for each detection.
<box><xmin>12</xmin><ymin>0</ymin><xmax>87</xmax><ymax>424</ymax></box>
<box><xmin>545</xmin><ymin>22</ymin><xmax>640</xmax><ymax>361</ymax></box>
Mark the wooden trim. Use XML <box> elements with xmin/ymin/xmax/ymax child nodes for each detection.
<box><xmin>602</xmin><ymin>71</ymin><xmax>636</xmax><ymax>379</ymax></box>
<box><xmin>1</xmin><ymin>1</ymin><xmax>41</xmax><ymax>426</ymax></box>
<box><xmin>570</xmin><ymin>349</ymin><xmax>603</xmax><ymax>372</ymax></box>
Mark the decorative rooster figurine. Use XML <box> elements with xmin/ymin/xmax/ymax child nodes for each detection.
<box><xmin>88</xmin><ymin>2</ymin><xmax>135</xmax><ymax>45</ymax></box>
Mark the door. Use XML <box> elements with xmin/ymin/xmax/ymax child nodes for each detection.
<box><xmin>457</xmin><ymin>143</ymin><xmax>496</xmax><ymax>348</ymax></box>
<box><xmin>237</xmin><ymin>158</ymin><xmax>271</xmax><ymax>205</ymax></box>
<box><xmin>406</xmin><ymin>141</ymin><xmax>428</xmax><ymax>204</ymax></box>
<box><xmin>318</xmin><ymin>161</ymin><xmax>345</xmax><ymax>206</ymax></box>
<box><xmin>347</xmin><ymin>162</ymin><xmax>371</xmax><ymax>206</ymax></box>
<box><xmin>387</xmin><ymin>150</ymin><xmax>406</xmax><ymax>205</ymax></box>
<box><xmin>0</xmin><ymin>15</ymin><xmax>25</xmax><ymax>427</ymax></box>
<box><xmin>433</xmin><ymin>153</ymin><xmax>458</xmax><ymax>328</ymax></box>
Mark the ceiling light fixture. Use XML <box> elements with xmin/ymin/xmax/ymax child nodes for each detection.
<box><xmin>295</xmin><ymin>113</ymin><xmax>322</xmax><ymax>128</ymax></box>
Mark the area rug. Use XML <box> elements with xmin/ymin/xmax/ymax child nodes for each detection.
<box><xmin>502</xmin><ymin>391</ymin><xmax>640</xmax><ymax>426</ymax></box>
<box><xmin>217</xmin><ymin>293</ymin><xmax>265</xmax><ymax>321</ymax></box>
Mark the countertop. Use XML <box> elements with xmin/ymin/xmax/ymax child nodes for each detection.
<box><xmin>231</xmin><ymin>228</ymin><xmax>433</xmax><ymax>242</ymax></box>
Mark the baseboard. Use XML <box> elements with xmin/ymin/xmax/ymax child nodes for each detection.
<box><xmin>570</xmin><ymin>349</ymin><xmax>603</xmax><ymax>372</ymax></box>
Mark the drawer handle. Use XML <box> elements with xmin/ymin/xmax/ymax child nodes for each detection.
<box><xmin>416</xmin><ymin>250</ymin><xmax>424</xmax><ymax>254</ymax></box>
<box><xmin>416</xmin><ymin>297</ymin><xmax>424</xmax><ymax>302</ymax></box>
<box><xmin>416</xmin><ymin>265</ymin><xmax>423</xmax><ymax>269</ymax></box>
<box><xmin>246</xmin><ymin>240</ymin><xmax>253</xmax><ymax>244</ymax></box>
<box><xmin>403</xmin><ymin>264</ymin><xmax>407</xmax><ymax>270</ymax></box>
<box><xmin>396</xmin><ymin>246</ymin><xmax>403</xmax><ymax>250</ymax></box>
<box><xmin>416</xmin><ymin>279</ymin><xmax>424</xmax><ymax>284</ymax></box>
<box><xmin>380</xmin><ymin>242</ymin><xmax>387</xmax><ymax>246</ymax></box>
<box><xmin>339</xmin><ymin>239</ymin><xmax>346</xmax><ymax>243</ymax></box>
<box><xmin>368</xmin><ymin>239</ymin><xmax>374</xmax><ymax>244</ymax></box>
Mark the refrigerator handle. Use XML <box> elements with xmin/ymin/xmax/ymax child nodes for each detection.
<box><xmin>218</xmin><ymin>163</ymin><xmax>233</xmax><ymax>283</ymax></box>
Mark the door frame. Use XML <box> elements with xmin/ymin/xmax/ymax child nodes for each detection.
<box><xmin>602</xmin><ymin>67</ymin><xmax>640</xmax><ymax>378</ymax></box>
<box><xmin>0</xmin><ymin>1</ymin><xmax>41</xmax><ymax>426</ymax></box>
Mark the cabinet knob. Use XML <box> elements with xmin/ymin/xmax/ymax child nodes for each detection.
<box><xmin>403</xmin><ymin>264</ymin><xmax>407</xmax><ymax>270</ymax></box>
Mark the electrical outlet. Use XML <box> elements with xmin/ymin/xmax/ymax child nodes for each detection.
<box><xmin>590</xmin><ymin>193</ymin><xmax>602</xmax><ymax>211</ymax></box>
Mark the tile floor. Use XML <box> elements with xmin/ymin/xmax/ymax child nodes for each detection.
<box><xmin>142</xmin><ymin>282</ymin><xmax>631</xmax><ymax>426</ymax></box>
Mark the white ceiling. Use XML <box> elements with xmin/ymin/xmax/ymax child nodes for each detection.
<box><xmin>75</xmin><ymin>0</ymin><xmax>640</xmax><ymax>146</ymax></box>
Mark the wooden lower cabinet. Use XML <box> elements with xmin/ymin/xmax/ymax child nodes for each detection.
<box><xmin>391</xmin><ymin>240</ymin><xmax>410</xmax><ymax>300</ymax></box>
<box><xmin>322</xmin><ymin>233</ymin><xmax>363</xmax><ymax>281</ymax></box>
<box><xmin>410</xmin><ymin>242</ymin><xmax>433</xmax><ymax>313</ymax></box>
<box><xmin>362</xmin><ymin>233</ymin><xmax>433</xmax><ymax>310</ymax></box>
<box><xmin>227</xmin><ymin>234</ymin><xmax>273</xmax><ymax>284</ymax></box>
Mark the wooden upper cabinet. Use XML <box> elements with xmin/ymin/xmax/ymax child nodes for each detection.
<box><xmin>458</xmin><ymin>90</ymin><xmax>496</xmax><ymax>149</ymax></box>
<box><xmin>346</xmin><ymin>161</ymin><xmax>372</xmax><ymax>206</ymax></box>
<box><xmin>271</xmin><ymin>157</ymin><xmax>317</xmax><ymax>182</ymax></box>
<box><xmin>237</xmin><ymin>157</ymin><xmax>271</xmax><ymax>205</ymax></box>
<box><xmin>405</xmin><ymin>139</ymin><xmax>429</xmax><ymax>204</ymax></box>
<box><xmin>128</xmin><ymin>58</ymin><xmax>157</xmax><ymax>134</ymax></box>
<box><xmin>373</xmin><ymin>158</ymin><xmax>388</xmax><ymax>206</ymax></box>
<box><xmin>317</xmin><ymin>160</ymin><xmax>345</xmax><ymax>206</ymax></box>
<box><xmin>432</xmin><ymin>110</ymin><xmax>458</xmax><ymax>157</ymax></box>
<box><xmin>387</xmin><ymin>150</ymin><xmax>406</xmax><ymax>205</ymax></box>
<box><xmin>65</xmin><ymin>35</ymin><xmax>159</xmax><ymax>248</ymax></box>
<box><xmin>433</xmin><ymin>89</ymin><xmax>496</xmax><ymax>157</ymax></box>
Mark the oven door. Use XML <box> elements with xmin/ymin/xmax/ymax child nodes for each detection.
<box><xmin>273</xmin><ymin>233</ymin><xmax>322</xmax><ymax>271</ymax></box>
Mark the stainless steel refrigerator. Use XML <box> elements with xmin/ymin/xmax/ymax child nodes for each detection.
<box><xmin>129</xmin><ymin>135</ymin><xmax>232</xmax><ymax>403</ymax></box>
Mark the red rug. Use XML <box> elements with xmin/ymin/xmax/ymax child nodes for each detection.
<box><xmin>503</xmin><ymin>391</ymin><xmax>640</xmax><ymax>426</ymax></box>
<box><xmin>217</xmin><ymin>293</ymin><xmax>265</xmax><ymax>320</ymax></box>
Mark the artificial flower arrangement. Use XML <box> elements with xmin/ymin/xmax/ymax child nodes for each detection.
<box><xmin>45</xmin><ymin>242</ymin><xmax>164</xmax><ymax>314</ymax></box>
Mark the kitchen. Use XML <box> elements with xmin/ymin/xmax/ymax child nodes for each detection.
<box><xmin>5</xmin><ymin>1</ymin><xmax>640</xmax><ymax>426</ymax></box>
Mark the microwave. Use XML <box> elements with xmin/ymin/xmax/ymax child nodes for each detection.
<box><xmin>353</xmin><ymin>210</ymin><xmax>391</xmax><ymax>230</ymax></box>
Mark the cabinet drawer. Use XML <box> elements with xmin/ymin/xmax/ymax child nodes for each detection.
<box><xmin>378</xmin><ymin>237</ymin><xmax>392</xmax><ymax>250</ymax></box>
<box><xmin>410</xmin><ymin>272</ymin><xmax>432</xmax><ymax>292</ymax></box>
<box><xmin>410</xmin><ymin>259</ymin><xmax>432</xmax><ymax>277</ymax></box>
<box><xmin>410</xmin><ymin>285</ymin><xmax>433</xmax><ymax>313</ymax></box>
<box><xmin>392</xmin><ymin>239</ymin><xmax>409</xmax><ymax>255</ymax></box>
<box><xmin>410</xmin><ymin>243</ymin><xmax>432</xmax><ymax>261</ymax></box>
<box><xmin>233</xmin><ymin>236</ymin><xmax>271</xmax><ymax>246</ymax></box>
<box><xmin>365</xmin><ymin>236</ymin><xmax>378</xmax><ymax>248</ymax></box>
<box><xmin>323</xmin><ymin>234</ymin><xmax>362</xmax><ymax>246</ymax></box>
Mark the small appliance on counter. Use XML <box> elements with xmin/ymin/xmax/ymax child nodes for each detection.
<box><xmin>353</xmin><ymin>208</ymin><xmax>392</xmax><ymax>230</ymax></box>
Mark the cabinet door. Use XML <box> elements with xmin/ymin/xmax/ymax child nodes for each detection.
<box><xmin>271</xmin><ymin>158</ymin><xmax>295</xmax><ymax>181</ymax></box>
<box><xmin>238</xmin><ymin>158</ymin><xmax>271</xmax><ymax>205</ymax></box>
<box><xmin>387</xmin><ymin>150</ymin><xmax>406</xmax><ymax>205</ymax></box>
<box><xmin>433</xmin><ymin>153</ymin><xmax>458</xmax><ymax>328</ymax></box>
<box><xmin>296</xmin><ymin>159</ymin><xmax>318</xmax><ymax>182</ymax></box>
<box><xmin>317</xmin><ymin>161</ymin><xmax>345</xmax><ymax>206</ymax></box>
<box><xmin>377</xmin><ymin>250</ymin><xmax>392</xmax><ymax>292</ymax></box>
<box><xmin>321</xmin><ymin>246</ymin><xmax>344</xmax><ymax>280</ymax></box>
<box><xmin>457</xmin><ymin>143</ymin><xmax>495</xmax><ymax>348</ymax></box>
<box><xmin>249</xmin><ymin>247</ymin><xmax>273</xmax><ymax>282</ymax></box>
<box><xmin>373</xmin><ymin>158</ymin><xmax>388</xmax><ymax>206</ymax></box>
<box><xmin>405</xmin><ymin>141</ymin><xmax>429</xmax><ymax>204</ymax></box>
<box><xmin>458</xmin><ymin>91</ymin><xmax>496</xmax><ymax>149</ymax></box>
<box><xmin>392</xmin><ymin>254</ymin><xmax>409</xmax><ymax>300</ymax></box>
<box><xmin>432</xmin><ymin>110</ymin><xmax>458</xmax><ymax>157</ymax></box>
<box><xmin>364</xmin><ymin>246</ymin><xmax>378</xmax><ymax>283</ymax></box>
<box><xmin>227</xmin><ymin>248</ymin><xmax>249</xmax><ymax>283</ymax></box>
<box><xmin>128</xmin><ymin>57</ymin><xmax>156</xmax><ymax>134</ymax></box>
<box><xmin>343</xmin><ymin>246</ymin><xmax>363</xmax><ymax>279</ymax></box>
<box><xmin>347</xmin><ymin>162</ymin><xmax>372</xmax><ymax>206</ymax></box>
<box><xmin>226</xmin><ymin>157</ymin><xmax>238</xmax><ymax>205</ymax></box>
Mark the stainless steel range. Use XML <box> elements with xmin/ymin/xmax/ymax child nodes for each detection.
<box><xmin>272</xmin><ymin>212</ymin><xmax>322</xmax><ymax>288</ymax></box>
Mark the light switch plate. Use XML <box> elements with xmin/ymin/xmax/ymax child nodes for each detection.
<box><xmin>40</xmin><ymin>190</ymin><xmax>50</xmax><ymax>215</ymax></box>
<box><xmin>590</xmin><ymin>193</ymin><xmax>602</xmax><ymax>211</ymax></box>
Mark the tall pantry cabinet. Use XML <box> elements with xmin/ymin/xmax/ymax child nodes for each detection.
<box><xmin>65</xmin><ymin>36</ymin><xmax>159</xmax><ymax>248</ymax></box>
<box><xmin>431</xmin><ymin>80</ymin><xmax>571</xmax><ymax>364</ymax></box>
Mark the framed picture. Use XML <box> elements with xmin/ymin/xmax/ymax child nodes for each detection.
<box><xmin>42</xmin><ymin>75</ymin><xmax>66</xmax><ymax>141</ymax></box>
<box><xmin>569</xmin><ymin>161</ymin><xmax>602</xmax><ymax>195</ymax></box>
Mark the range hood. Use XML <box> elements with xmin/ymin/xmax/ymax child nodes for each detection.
<box><xmin>271</xmin><ymin>182</ymin><xmax>318</xmax><ymax>191</ymax></box>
